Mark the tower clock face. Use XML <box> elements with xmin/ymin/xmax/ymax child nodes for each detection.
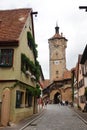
<box><xmin>54</xmin><ymin>60</ymin><xmax>59</xmax><ymax>65</ymax></box>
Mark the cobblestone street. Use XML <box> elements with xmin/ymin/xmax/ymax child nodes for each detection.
<box><xmin>24</xmin><ymin>104</ymin><xmax>87</xmax><ymax>130</ymax></box>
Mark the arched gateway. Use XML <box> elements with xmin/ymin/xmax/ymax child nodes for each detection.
<box><xmin>54</xmin><ymin>92</ymin><xmax>61</xmax><ymax>104</ymax></box>
<box><xmin>43</xmin><ymin>80</ymin><xmax>72</xmax><ymax>104</ymax></box>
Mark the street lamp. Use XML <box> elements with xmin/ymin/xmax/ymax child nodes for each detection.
<box><xmin>79</xmin><ymin>6</ymin><xmax>87</xmax><ymax>12</ymax></box>
<box><xmin>31</xmin><ymin>11</ymin><xmax>38</xmax><ymax>17</ymax></box>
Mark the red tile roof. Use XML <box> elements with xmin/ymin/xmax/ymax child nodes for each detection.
<box><xmin>43</xmin><ymin>70</ymin><xmax>71</xmax><ymax>89</ymax></box>
<box><xmin>63</xmin><ymin>70</ymin><xmax>71</xmax><ymax>79</ymax></box>
<box><xmin>52</xmin><ymin>33</ymin><xmax>62</xmax><ymax>39</ymax></box>
<box><xmin>53</xmin><ymin>71</ymin><xmax>71</xmax><ymax>81</ymax></box>
<box><xmin>43</xmin><ymin>79</ymin><xmax>50</xmax><ymax>89</ymax></box>
<box><xmin>49</xmin><ymin>33</ymin><xmax>67</xmax><ymax>41</ymax></box>
<box><xmin>0</xmin><ymin>8</ymin><xmax>32</xmax><ymax>43</ymax></box>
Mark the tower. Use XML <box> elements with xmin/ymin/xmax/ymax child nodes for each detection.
<box><xmin>48</xmin><ymin>24</ymin><xmax>68</xmax><ymax>82</ymax></box>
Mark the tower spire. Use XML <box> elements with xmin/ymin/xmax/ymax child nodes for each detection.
<box><xmin>55</xmin><ymin>22</ymin><xmax>59</xmax><ymax>34</ymax></box>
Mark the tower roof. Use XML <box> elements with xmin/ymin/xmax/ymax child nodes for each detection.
<box><xmin>48</xmin><ymin>25</ymin><xmax>68</xmax><ymax>41</ymax></box>
<box><xmin>55</xmin><ymin>22</ymin><xmax>59</xmax><ymax>34</ymax></box>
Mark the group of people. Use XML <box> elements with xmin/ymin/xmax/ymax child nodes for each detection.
<box><xmin>41</xmin><ymin>98</ymin><xmax>69</xmax><ymax>108</ymax></box>
<box><xmin>42</xmin><ymin>99</ymin><xmax>48</xmax><ymax>108</ymax></box>
<box><xmin>58</xmin><ymin>100</ymin><xmax>69</xmax><ymax>106</ymax></box>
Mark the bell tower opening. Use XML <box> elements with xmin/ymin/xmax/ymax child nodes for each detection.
<box><xmin>54</xmin><ymin>92</ymin><xmax>61</xmax><ymax>104</ymax></box>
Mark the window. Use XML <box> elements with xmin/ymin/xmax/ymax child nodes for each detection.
<box><xmin>78</xmin><ymin>78</ymin><xmax>84</xmax><ymax>88</ymax></box>
<box><xmin>21</xmin><ymin>54</ymin><xmax>29</xmax><ymax>72</ymax></box>
<box><xmin>0</xmin><ymin>49</ymin><xmax>13</xmax><ymax>67</ymax></box>
<box><xmin>65</xmin><ymin>81</ymin><xmax>68</xmax><ymax>84</ymax></box>
<box><xmin>16</xmin><ymin>90</ymin><xmax>24</xmax><ymax>108</ymax></box>
<box><xmin>56</xmin><ymin>70</ymin><xmax>59</xmax><ymax>74</ymax></box>
<box><xmin>54</xmin><ymin>60</ymin><xmax>59</xmax><ymax>65</ymax></box>
<box><xmin>27</xmin><ymin>32</ymin><xmax>32</xmax><ymax>49</ymax></box>
<box><xmin>84</xmin><ymin>64</ymin><xmax>87</xmax><ymax>75</ymax></box>
<box><xmin>56</xmin><ymin>52</ymin><xmax>58</xmax><ymax>56</ymax></box>
<box><xmin>25</xmin><ymin>91</ymin><xmax>32</xmax><ymax>107</ymax></box>
<box><xmin>80</xmin><ymin>95</ymin><xmax>85</xmax><ymax>103</ymax></box>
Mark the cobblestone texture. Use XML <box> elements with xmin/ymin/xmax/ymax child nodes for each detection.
<box><xmin>24</xmin><ymin>104</ymin><xmax>87</xmax><ymax>130</ymax></box>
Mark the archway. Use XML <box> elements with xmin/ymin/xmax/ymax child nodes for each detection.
<box><xmin>54</xmin><ymin>92</ymin><xmax>60</xmax><ymax>104</ymax></box>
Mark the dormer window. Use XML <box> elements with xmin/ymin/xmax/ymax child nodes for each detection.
<box><xmin>0</xmin><ymin>49</ymin><xmax>14</xmax><ymax>67</ymax></box>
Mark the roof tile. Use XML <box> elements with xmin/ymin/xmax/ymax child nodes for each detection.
<box><xmin>0</xmin><ymin>8</ymin><xmax>31</xmax><ymax>42</ymax></box>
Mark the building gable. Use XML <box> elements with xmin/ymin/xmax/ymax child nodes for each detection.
<box><xmin>0</xmin><ymin>8</ymin><xmax>32</xmax><ymax>46</ymax></box>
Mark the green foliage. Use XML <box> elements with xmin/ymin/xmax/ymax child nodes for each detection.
<box><xmin>21</xmin><ymin>53</ymin><xmax>40</xmax><ymax>81</ymax></box>
<box><xmin>27</xmin><ymin>84</ymin><xmax>41</xmax><ymax>97</ymax></box>
<box><xmin>11</xmin><ymin>81</ymin><xmax>41</xmax><ymax>97</ymax></box>
<box><xmin>21</xmin><ymin>32</ymin><xmax>41</xmax><ymax>81</ymax></box>
<box><xmin>34</xmin><ymin>60</ymin><xmax>40</xmax><ymax>81</ymax></box>
<box><xmin>27</xmin><ymin>32</ymin><xmax>38</xmax><ymax>59</ymax></box>
<box><xmin>27</xmin><ymin>87</ymin><xmax>35</xmax><ymax>95</ymax></box>
<box><xmin>34</xmin><ymin>84</ymin><xmax>41</xmax><ymax>98</ymax></box>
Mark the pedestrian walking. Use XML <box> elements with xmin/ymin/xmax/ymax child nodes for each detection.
<box><xmin>41</xmin><ymin>99</ymin><xmax>44</xmax><ymax>108</ymax></box>
<box><xmin>45</xmin><ymin>100</ymin><xmax>48</xmax><ymax>108</ymax></box>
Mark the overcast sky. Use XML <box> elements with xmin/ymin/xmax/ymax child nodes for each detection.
<box><xmin>0</xmin><ymin>0</ymin><xmax>87</xmax><ymax>79</ymax></box>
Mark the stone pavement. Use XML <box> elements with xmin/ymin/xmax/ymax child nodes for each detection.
<box><xmin>0</xmin><ymin>109</ymin><xmax>45</xmax><ymax>130</ymax></box>
<box><xmin>0</xmin><ymin>105</ymin><xmax>87</xmax><ymax>130</ymax></box>
<box><xmin>24</xmin><ymin>105</ymin><xmax>87</xmax><ymax>130</ymax></box>
<box><xmin>72</xmin><ymin>106</ymin><xmax>87</xmax><ymax>124</ymax></box>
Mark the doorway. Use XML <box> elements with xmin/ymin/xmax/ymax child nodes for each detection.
<box><xmin>54</xmin><ymin>92</ymin><xmax>60</xmax><ymax>104</ymax></box>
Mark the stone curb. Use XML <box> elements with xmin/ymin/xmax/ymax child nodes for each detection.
<box><xmin>19</xmin><ymin>109</ymin><xmax>46</xmax><ymax>130</ymax></box>
<box><xmin>70</xmin><ymin>107</ymin><xmax>87</xmax><ymax>125</ymax></box>
<box><xmin>73</xmin><ymin>110</ymin><xmax>87</xmax><ymax>125</ymax></box>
